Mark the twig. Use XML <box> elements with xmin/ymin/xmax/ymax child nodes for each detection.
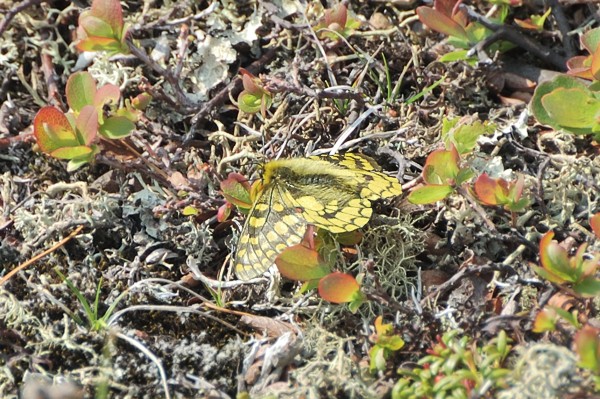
<box><xmin>0</xmin><ymin>0</ymin><xmax>45</xmax><ymax>36</ymax></box>
<box><xmin>421</xmin><ymin>263</ymin><xmax>505</xmax><ymax>303</ymax></box>
<box><xmin>173</xmin><ymin>24</ymin><xmax>190</xmax><ymax>79</ymax></box>
<box><xmin>125</xmin><ymin>37</ymin><xmax>199</xmax><ymax>113</ymax></box>
<box><xmin>460</xmin><ymin>4</ymin><xmax>568</xmax><ymax>71</ymax></box>
<box><xmin>0</xmin><ymin>225</ymin><xmax>83</xmax><ymax>286</ymax></box>
<box><xmin>188</xmin><ymin>47</ymin><xmax>278</xmax><ymax>134</ymax></box>
<box><xmin>536</xmin><ymin>157</ymin><xmax>551</xmax><ymax>217</ymax></box>
<box><xmin>107</xmin><ymin>304</ymin><xmax>246</xmax><ymax>336</ymax></box>
<box><xmin>456</xmin><ymin>185</ymin><xmax>497</xmax><ymax>231</ymax></box>
<box><xmin>547</xmin><ymin>0</ymin><xmax>576</xmax><ymax>59</ymax></box>
<box><xmin>40</xmin><ymin>46</ymin><xmax>62</xmax><ymax>107</ymax></box>
<box><xmin>114</xmin><ymin>331</ymin><xmax>171</xmax><ymax>399</ymax></box>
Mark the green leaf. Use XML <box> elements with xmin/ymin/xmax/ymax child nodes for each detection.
<box><xmin>75</xmin><ymin>36</ymin><xmax>124</xmax><ymax>53</ymax></box>
<box><xmin>455</xmin><ymin>167</ymin><xmax>475</xmax><ymax>185</ymax></box>
<box><xmin>408</xmin><ymin>185</ymin><xmax>454</xmax><ymax>204</ymax></box>
<box><xmin>439</xmin><ymin>50</ymin><xmax>477</xmax><ymax>64</ymax></box>
<box><xmin>444</xmin><ymin>120</ymin><xmax>494</xmax><ymax>155</ymax></box>
<box><xmin>541</xmin><ymin>88</ymin><xmax>600</xmax><ymax>130</ymax></box>
<box><xmin>530</xmin><ymin>75</ymin><xmax>591</xmax><ymax>129</ymax></box>
<box><xmin>369</xmin><ymin>345</ymin><xmax>387</xmax><ymax>373</ymax></box>
<box><xmin>51</xmin><ymin>145</ymin><xmax>93</xmax><ymax>160</ymax></box>
<box><xmin>66</xmin><ymin>72</ymin><xmax>97</xmax><ymax>113</ymax></box>
<box><xmin>182</xmin><ymin>206</ymin><xmax>199</xmax><ymax>216</ymax></box>
<box><xmin>553</xmin><ymin>306</ymin><xmax>581</xmax><ymax>328</ymax></box>
<box><xmin>581</xmin><ymin>28</ymin><xmax>600</xmax><ymax>55</ymax></box>
<box><xmin>132</xmin><ymin>92</ymin><xmax>152</xmax><ymax>111</ymax></box>
<box><xmin>66</xmin><ymin>154</ymin><xmax>92</xmax><ymax>171</ymax></box>
<box><xmin>331</xmin><ymin>230</ymin><xmax>363</xmax><ymax>245</ymax></box>
<box><xmin>238</xmin><ymin>89</ymin><xmax>271</xmax><ymax>114</ymax></box>
<box><xmin>98</xmin><ymin>116</ymin><xmax>135</xmax><ymax>139</ymax></box>
<box><xmin>574</xmin><ymin>277</ymin><xmax>600</xmax><ymax>297</ymax></box>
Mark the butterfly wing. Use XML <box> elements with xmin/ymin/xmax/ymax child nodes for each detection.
<box><xmin>291</xmin><ymin>153</ymin><xmax>401</xmax><ymax>233</ymax></box>
<box><xmin>233</xmin><ymin>182</ymin><xmax>308</xmax><ymax>280</ymax></box>
<box><xmin>312</xmin><ymin>153</ymin><xmax>402</xmax><ymax>200</ymax></box>
<box><xmin>233</xmin><ymin>153</ymin><xmax>402</xmax><ymax>280</ymax></box>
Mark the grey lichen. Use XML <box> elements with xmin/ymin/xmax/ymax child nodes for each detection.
<box><xmin>499</xmin><ymin>343</ymin><xmax>590</xmax><ymax>399</ymax></box>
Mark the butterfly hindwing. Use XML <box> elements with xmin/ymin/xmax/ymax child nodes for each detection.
<box><xmin>233</xmin><ymin>182</ymin><xmax>307</xmax><ymax>280</ymax></box>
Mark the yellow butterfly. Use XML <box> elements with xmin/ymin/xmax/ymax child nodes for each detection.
<box><xmin>233</xmin><ymin>153</ymin><xmax>402</xmax><ymax>280</ymax></box>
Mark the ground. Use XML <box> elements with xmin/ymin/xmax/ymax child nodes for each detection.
<box><xmin>0</xmin><ymin>1</ymin><xmax>599</xmax><ymax>398</ymax></box>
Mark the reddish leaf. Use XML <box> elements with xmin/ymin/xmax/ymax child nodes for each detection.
<box><xmin>221</xmin><ymin>173</ymin><xmax>252</xmax><ymax>209</ymax></box>
<box><xmin>318</xmin><ymin>272</ymin><xmax>360</xmax><ymax>303</ymax></box>
<box><xmin>75</xmin><ymin>36</ymin><xmax>122</xmax><ymax>53</ymax></box>
<box><xmin>566</xmin><ymin>55</ymin><xmax>593</xmax><ymax>79</ymax></box>
<box><xmin>275</xmin><ymin>244</ymin><xmax>330</xmax><ymax>281</ymax></box>
<box><xmin>79</xmin><ymin>14</ymin><xmax>114</xmax><ymax>38</ymax></box>
<box><xmin>574</xmin><ymin>325</ymin><xmax>600</xmax><ymax>373</ymax></box>
<box><xmin>325</xmin><ymin>3</ymin><xmax>347</xmax><ymax>29</ymax></box>
<box><xmin>592</xmin><ymin>45</ymin><xmax>600</xmax><ymax>81</ymax></box>
<box><xmin>416</xmin><ymin>7</ymin><xmax>467</xmax><ymax>39</ymax></box>
<box><xmin>532</xmin><ymin>308</ymin><xmax>557</xmax><ymax>333</ymax></box>
<box><xmin>75</xmin><ymin>105</ymin><xmax>98</xmax><ymax>145</ymax></box>
<box><xmin>241</xmin><ymin>72</ymin><xmax>264</xmax><ymax>96</ymax></box>
<box><xmin>474</xmin><ymin>173</ymin><xmax>499</xmax><ymax>205</ymax></box>
<box><xmin>90</xmin><ymin>0</ymin><xmax>124</xmax><ymax>36</ymax></box>
<box><xmin>433</xmin><ymin>0</ymin><xmax>458</xmax><ymax>18</ymax></box>
<box><xmin>217</xmin><ymin>203</ymin><xmax>232</xmax><ymax>222</ymax></box>
<box><xmin>591</xmin><ymin>213</ymin><xmax>600</xmax><ymax>238</ymax></box>
<box><xmin>94</xmin><ymin>84</ymin><xmax>121</xmax><ymax>109</ymax></box>
<box><xmin>422</xmin><ymin>147</ymin><xmax>460</xmax><ymax>185</ymax></box>
<box><xmin>33</xmin><ymin>107</ymin><xmax>78</xmax><ymax>153</ymax></box>
<box><xmin>50</xmin><ymin>146</ymin><xmax>93</xmax><ymax>160</ymax></box>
